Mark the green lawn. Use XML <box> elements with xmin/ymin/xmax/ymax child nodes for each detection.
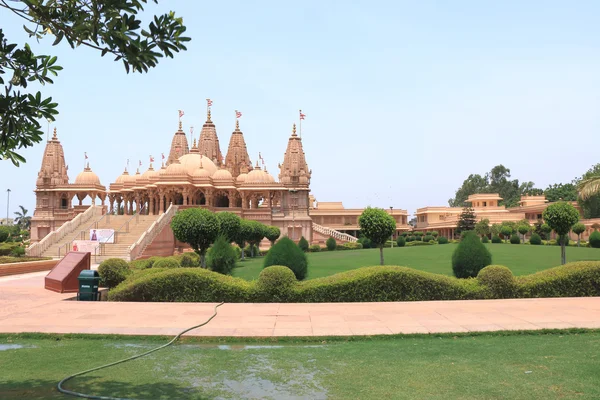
<box><xmin>233</xmin><ymin>244</ymin><xmax>600</xmax><ymax>280</ymax></box>
<box><xmin>2</xmin><ymin>332</ymin><xmax>599</xmax><ymax>399</ymax></box>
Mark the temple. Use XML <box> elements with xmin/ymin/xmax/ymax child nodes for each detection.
<box><xmin>28</xmin><ymin>108</ymin><xmax>409</xmax><ymax>260</ymax></box>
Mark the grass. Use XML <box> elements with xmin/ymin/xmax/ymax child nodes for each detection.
<box><xmin>0</xmin><ymin>256</ymin><xmax>50</xmax><ymax>265</ymax></box>
<box><xmin>1</xmin><ymin>331</ymin><xmax>599</xmax><ymax>399</ymax></box>
<box><xmin>233</xmin><ymin>243</ymin><xmax>600</xmax><ymax>280</ymax></box>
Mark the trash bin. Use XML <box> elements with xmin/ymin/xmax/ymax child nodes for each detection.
<box><xmin>77</xmin><ymin>270</ymin><xmax>100</xmax><ymax>301</ymax></box>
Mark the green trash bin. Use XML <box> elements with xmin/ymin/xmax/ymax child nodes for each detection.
<box><xmin>78</xmin><ymin>270</ymin><xmax>100</xmax><ymax>301</ymax></box>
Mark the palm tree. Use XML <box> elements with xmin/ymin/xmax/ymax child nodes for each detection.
<box><xmin>578</xmin><ymin>177</ymin><xmax>600</xmax><ymax>200</ymax></box>
<box><xmin>13</xmin><ymin>205</ymin><xmax>31</xmax><ymax>230</ymax></box>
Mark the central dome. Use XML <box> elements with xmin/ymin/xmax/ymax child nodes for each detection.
<box><xmin>178</xmin><ymin>153</ymin><xmax>217</xmax><ymax>176</ymax></box>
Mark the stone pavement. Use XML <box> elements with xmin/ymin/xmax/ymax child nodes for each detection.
<box><xmin>1</xmin><ymin>272</ymin><xmax>600</xmax><ymax>337</ymax></box>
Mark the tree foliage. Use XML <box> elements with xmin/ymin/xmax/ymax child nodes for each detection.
<box><xmin>451</xmin><ymin>231</ymin><xmax>492</xmax><ymax>278</ymax></box>
<box><xmin>170</xmin><ymin>208</ymin><xmax>219</xmax><ymax>268</ymax></box>
<box><xmin>246</xmin><ymin>220</ymin><xmax>266</xmax><ymax>257</ymax></box>
<box><xmin>265</xmin><ymin>226</ymin><xmax>281</xmax><ymax>245</ymax></box>
<box><xmin>207</xmin><ymin>234</ymin><xmax>237</xmax><ymax>275</ymax></box>
<box><xmin>263</xmin><ymin>236</ymin><xmax>308</xmax><ymax>280</ymax></box>
<box><xmin>13</xmin><ymin>205</ymin><xmax>31</xmax><ymax>230</ymax></box>
<box><xmin>216</xmin><ymin>212</ymin><xmax>241</xmax><ymax>243</ymax></box>
<box><xmin>474</xmin><ymin>218</ymin><xmax>490</xmax><ymax>238</ymax></box>
<box><xmin>234</xmin><ymin>219</ymin><xmax>254</xmax><ymax>260</ymax></box>
<box><xmin>0</xmin><ymin>0</ymin><xmax>189</xmax><ymax>165</ymax></box>
<box><xmin>544</xmin><ymin>183</ymin><xmax>578</xmax><ymax>202</ymax></box>
<box><xmin>298</xmin><ymin>236</ymin><xmax>309</xmax><ymax>252</ymax></box>
<box><xmin>358</xmin><ymin>207</ymin><xmax>396</xmax><ymax>265</ymax></box>
<box><xmin>577</xmin><ymin>163</ymin><xmax>600</xmax><ymax>219</ymax></box>
<box><xmin>456</xmin><ymin>206</ymin><xmax>476</xmax><ymax>235</ymax></box>
<box><xmin>572</xmin><ymin>222</ymin><xmax>586</xmax><ymax>247</ymax></box>
<box><xmin>543</xmin><ymin>202</ymin><xmax>580</xmax><ymax>265</ymax></box>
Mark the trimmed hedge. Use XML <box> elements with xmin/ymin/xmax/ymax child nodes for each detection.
<box><xmin>337</xmin><ymin>242</ymin><xmax>363</xmax><ymax>250</ymax></box>
<box><xmin>423</xmin><ymin>235</ymin><xmax>434</xmax><ymax>242</ymax></box>
<box><xmin>481</xmin><ymin>236</ymin><xmax>489</xmax><ymax>244</ymax></box>
<box><xmin>396</xmin><ymin>236</ymin><xmax>406</xmax><ymax>247</ymax></box>
<box><xmin>326</xmin><ymin>237</ymin><xmax>336</xmax><ymax>251</ymax></box>
<box><xmin>452</xmin><ymin>231</ymin><xmax>492</xmax><ymax>278</ymax></box>
<box><xmin>590</xmin><ymin>231</ymin><xmax>600</xmax><ymax>248</ymax></box>
<box><xmin>437</xmin><ymin>236</ymin><xmax>448</xmax><ymax>245</ymax></box>
<box><xmin>529</xmin><ymin>233</ymin><xmax>542</xmax><ymax>245</ymax></box>
<box><xmin>0</xmin><ymin>226</ymin><xmax>10</xmax><ymax>242</ymax></box>
<box><xmin>510</xmin><ymin>234</ymin><xmax>521</xmax><ymax>244</ymax></box>
<box><xmin>406</xmin><ymin>241</ymin><xmax>434</xmax><ymax>247</ymax></box>
<box><xmin>0</xmin><ymin>242</ymin><xmax>19</xmax><ymax>256</ymax></box>
<box><xmin>108</xmin><ymin>261</ymin><xmax>600</xmax><ymax>303</ymax></box>
<box><xmin>152</xmin><ymin>257</ymin><xmax>180</xmax><ymax>269</ymax></box>
<box><xmin>98</xmin><ymin>258</ymin><xmax>130</xmax><ymax>288</ymax></box>
<box><xmin>491</xmin><ymin>235</ymin><xmax>502</xmax><ymax>244</ymax></box>
<box><xmin>309</xmin><ymin>244</ymin><xmax>321</xmax><ymax>252</ymax></box>
<box><xmin>263</xmin><ymin>236</ymin><xmax>308</xmax><ymax>280</ymax></box>
<box><xmin>298</xmin><ymin>236</ymin><xmax>309</xmax><ymax>252</ymax></box>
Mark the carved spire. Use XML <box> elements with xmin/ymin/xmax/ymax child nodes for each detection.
<box><xmin>224</xmin><ymin>118</ymin><xmax>252</xmax><ymax>178</ymax></box>
<box><xmin>279</xmin><ymin>124</ymin><xmax>311</xmax><ymax>187</ymax></box>
<box><xmin>167</xmin><ymin>121</ymin><xmax>189</xmax><ymax>165</ymax></box>
<box><xmin>198</xmin><ymin>107</ymin><xmax>223</xmax><ymax>166</ymax></box>
<box><xmin>36</xmin><ymin>127</ymin><xmax>69</xmax><ymax>188</ymax></box>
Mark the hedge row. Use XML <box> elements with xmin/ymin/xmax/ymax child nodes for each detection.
<box><xmin>108</xmin><ymin>261</ymin><xmax>600</xmax><ymax>303</ymax></box>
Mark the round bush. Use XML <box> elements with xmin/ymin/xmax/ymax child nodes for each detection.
<box><xmin>423</xmin><ymin>235</ymin><xmax>434</xmax><ymax>242</ymax></box>
<box><xmin>510</xmin><ymin>234</ymin><xmax>521</xmax><ymax>244</ymax></box>
<box><xmin>207</xmin><ymin>235</ymin><xmax>237</xmax><ymax>275</ymax></box>
<box><xmin>326</xmin><ymin>237</ymin><xmax>336</xmax><ymax>251</ymax></box>
<box><xmin>589</xmin><ymin>231</ymin><xmax>600</xmax><ymax>248</ymax></box>
<box><xmin>491</xmin><ymin>235</ymin><xmax>502</xmax><ymax>244</ymax></box>
<box><xmin>430</xmin><ymin>231</ymin><xmax>439</xmax><ymax>238</ymax></box>
<box><xmin>529</xmin><ymin>233</ymin><xmax>542</xmax><ymax>245</ymax></box>
<box><xmin>263</xmin><ymin>236</ymin><xmax>308</xmax><ymax>280</ymax></box>
<box><xmin>309</xmin><ymin>244</ymin><xmax>321</xmax><ymax>252</ymax></box>
<box><xmin>358</xmin><ymin>237</ymin><xmax>372</xmax><ymax>249</ymax></box>
<box><xmin>481</xmin><ymin>235</ymin><xmax>489</xmax><ymax>243</ymax></box>
<box><xmin>10</xmin><ymin>245</ymin><xmax>25</xmax><ymax>257</ymax></box>
<box><xmin>452</xmin><ymin>231</ymin><xmax>492</xmax><ymax>279</ymax></box>
<box><xmin>477</xmin><ymin>265</ymin><xmax>515</xmax><ymax>298</ymax></box>
<box><xmin>153</xmin><ymin>257</ymin><xmax>181</xmax><ymax>269</ymax></box>
<box><xmin>0</xmin><ymin>226</ymin><xmax>10</xmax><ymax>242</ymax></box>
<box><xmin>256</xmin><ymin>266</ymin><xmax>297</xmax><ymax>302</ymax></box>
<box><xmin>98</xmin><ymin>258</ymin><xmax>130</xmax><ymax>288</ymax></box>
<box><xmin>298</xmin><ymin>236</ymin><xmax>310</xmax><ymax>252</ymax></box>
<box><xmin>180</xmin><ymin>253</ymin><xmax>200</xmax><ymax>268</ymax></box>
<box><xmin>396</xmin><ymin>236</ymin><xmax>406</xmax><ymax>247</ymax></box>
<box><xmin>437</xmin><ymin>236</ymin><xmax>448</xmax><ymax>244</ymax></box>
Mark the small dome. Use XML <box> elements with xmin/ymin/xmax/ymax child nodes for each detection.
<box><xmin>212</xmin><ymin>168</ymin><xmax>233</xmax><ymax>181</ymax></box>
<box><xmin>164</xmin><ymin>159</ymin><xmax>188</xmax><ymax>177</ymax></box>
<box><xmin>115</xmin><ymin>168</ymin><xmax>130</xmax><ymax>184</ymax></box>
<box><xmin>122</xmin><ymin>170</ymin><xmax>137</xmax><ymax>185</ymax></box>
<box><xmin>264</xmin><ymin>168</ymin><xmax>276</xmax><ymax>183</ymax></box>
<box><xmin>178</xmin><ymin>153</ymin><xmax>217</xmax><ymax>176</ymax></box>
<box><xmin>236</xmin><ymin>173</ymin><xmax>248</xmax><ymax>183</ymax></box>
<box><xmin>142</xmin><ymin>164</ymin><xmax>160</xmax><ymax>181</ymax></box>
<box><xmin>246</xmin><ymin>166</ymin><xmax>269</xmax><ymax>183</ymax></box>
<box><xmin>75</xmin><ymin>164</ymin><xmax>101</xmax><ymax>186</ymax></box>
<box><xmin>192</xmin><ymin>166</ymin><xmax>211</xmax><ymax>179</ymax></box>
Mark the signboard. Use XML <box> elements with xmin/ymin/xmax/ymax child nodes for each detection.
<box><xmin>72</xmin><ymin>240</ymin><xmax>100</xmax><ymax>254</ymax></box>
<box><xmin>90</xmin><ymin>229</ymin><xmax>115</xmax><ymax>243</ymax></box>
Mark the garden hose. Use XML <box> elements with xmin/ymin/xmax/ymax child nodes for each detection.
<box><xmin>57</xmin><ymin>302</ymin><xmax>225</xmax><ymax>400</ymax></box>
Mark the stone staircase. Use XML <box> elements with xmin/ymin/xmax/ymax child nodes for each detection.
<box><xmin>312</xmin><ymin>222</ymin><xmax>358</xmax><ymax>243</ymax></box>
<box><xmin>41</xmin><ymin>214</ymin><xmax>159</xmax><ymax>262</ymax></box>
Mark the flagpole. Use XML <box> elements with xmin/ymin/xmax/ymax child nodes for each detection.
<box><xmin>299</xmin><ymin>109</ymin><xmax>302</xmax><ymax>138</ymax></box>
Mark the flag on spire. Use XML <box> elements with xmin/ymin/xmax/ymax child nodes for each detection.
<box><xmin>84</xmin><ymin>152</ymin><xmax>88</xmax><ymax>160</ymax></box>
<box><xmin>299</xmin><ymin>110</ymin><xmax>306</xmax><ymax>120</ymax></box>
<box><xmin>178</xmin><ymin>110</ymin><xmax>184</xmax><ymax>119</ymax></box>
<box><xmin>236</xmin><ymin>110</ymin><xmax>242</xmax><ymax>118</ymax></box>
<box><xmin>150</xmin><ymin>155</ymin><xmax>154</xmax><ymax>163</ymax></box>
<box><xmin>139</xmin><ymin>160</ymin><xmax>142</xmax><ymax>167</ymax></box>
<box><xmin>161</xmin><ymin>153</ymin><xmax>165</xmax><ymax>160</ymax></box>
<box><xmin>206</xmin><ymin>98</ymin><xmax>213</xmax><ymax>107</ymax></box>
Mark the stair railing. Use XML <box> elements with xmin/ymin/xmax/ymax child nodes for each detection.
<box><xmin>27</xmin><ymin>205</ymin><xmax>100</xmax><ymax>257</ymax></box>
<box><xmin>129</xmin><ymin>204</ymin><xmax>178</xmax><ymax>261</ymax></box>
<box><xmin>98</xmin><ymin>204</ymin><xmax>147</xmax><ymax>257</ymax></box>
<box><xmin>312</xmin><ymin>222</ymin><xmax>358</xmax><ymax>243</ymax></box>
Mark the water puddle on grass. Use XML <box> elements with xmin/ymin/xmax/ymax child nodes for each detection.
<box><xmin>0</xmin><ymin>344</ymin><xmax>35</xmax><ymax>351</ymax></box>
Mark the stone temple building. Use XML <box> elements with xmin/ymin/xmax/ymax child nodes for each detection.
<box><xmin>28</xmin><ymin>109</ymin><xmax>410</xmax><ymax>260</ymax></box>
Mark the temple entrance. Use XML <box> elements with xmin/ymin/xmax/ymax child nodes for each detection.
<box><xmin>173</xmin><ymin>193</ymin><xmax>184</xmax><ymax>205</ymax></box>
<box><xmin>215</xmin><ymin>194</ymin><xmax>229</xmax><ymax>208</ymax></box>
<box><xmin>194</xmin><ymin>192</ymin><xmax>206</xmax><ymax>206</ymax></box>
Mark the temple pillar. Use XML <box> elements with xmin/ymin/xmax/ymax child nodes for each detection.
<box><xmin>149</xmin><ymin>197</ymin><xmax>154</xmax><ymax>216</ymax></box>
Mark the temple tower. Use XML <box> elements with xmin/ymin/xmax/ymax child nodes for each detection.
<box><xmin>224</xmin><ymin>119</ymin><xmax>252</xmax><ymax>178</ymax></box>
<box><xmin>167</xmin><ymin>121</ymin><xmax>190</xmax><ymax>165</ymax></box>
<box><xmin>30</xmin><ymin>128</ymin><xmax>72</xmax><ymax>242</ymax></box>
<box><xmin>198</xmin><ymin>110</ymin><xmax>223</xmax><ymax>166</ymax></box>
<box><xmin>278</xmin><ymin>124</ymin><xmax>312</xmax><ymax>242</ymax></box>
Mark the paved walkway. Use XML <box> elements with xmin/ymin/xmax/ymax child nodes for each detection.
<box><xmin>1</xmin><ymin>272</ymin><xmax>600</xmax><ymax>337</ymax></box>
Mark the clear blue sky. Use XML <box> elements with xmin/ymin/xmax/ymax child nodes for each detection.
<box><xmin>1</xmin><ymin>0</ymin><xmax>599</xmax><ymax>219</ymax></box>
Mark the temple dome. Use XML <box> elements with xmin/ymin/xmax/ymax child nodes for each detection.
<box><xmin>212</xmin><ymin>168</ymin><xmax>233</xmax><ymax>181</ymax></box>
<box><xmin>178</xmin><ymin>153</ymin><xmax>217</xmax><ymax>176</ymax></box>
<box><xmin>264</xmin><ymin>169</ymin><xmax>276</xmax><ymax>183</ymax></box>
<box><xmin>75</xmin><ymin>164</ymin><xmax>101</xmax><ymax>186</ymax></box>
<box><xmin>164</xmin><ymin>159</ymin><xmax>188</xmax><ymax>177</ymax></box>
<box><xmin>246</xmin><ymin>165</ymin><xmax>269</xmax><ymax>183</ymax></box>
<box><xmin>236</xmin><ymin>173</ymin><xmax>248</xmax><ymax>183</ymax></box>
<box><xmin>142</xmin><ymin>164</ymin><xmax>160</xmax><ymax>181</ymax></box>
<box><xmin>192</xmin><ymin>166</ymin><xmax>211</xmax><ymax>179</ymax></box>
<box><xmin>115</xmin><ymin>168</ymin><xmax>130</xmax><ymax>184</ymax></box>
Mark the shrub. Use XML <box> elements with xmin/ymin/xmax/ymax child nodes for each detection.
<box><xmin>396</xmin><ymin>236</ymin><xmax>406</xmax><ymax>247</ymax></box>
<box><xmin>216</xmin><ymin>211</ymin><xmax>241</xmax><ymax>243</ymax></box>
<box><xmin>491</xmin><ymin>235</ymin><xmax>502</xmax><ymax>244</ymax></box>
<box><xmin>98</xmin><ymin>258</ymin><xmax>130</xmax><ymax>288</ymax></box>
<box><xmin>0</xmin><ymin>242</ymin><xmax>19</xmax><ymax>256</ymax></box>
<box><xmin>529</xmin><ymin>233</ymin><xmax>542</xmax><ymax>245</ymax></box>
<box><xmin>232</xmin><ymin>245</ymin><xmax>242</xmax><ymax>260</ymax></box>
<box><xmin>406</xmin><ymin>240</ymin><xmax>434</xmax><ymax>247</ymax></box>
<box><xmin>481</xmin><ymin>235</ymin><xmax>489</xmax><ymax>244</ymax></box>
<box><xmin>243</xmin><ymin>244</ymin><xmax>258</xmax><ymax>257</ymax></box>
<box><xmin>452</xmin><ymin>231</ymin><xmax>492</xmax><ymax>279</ymax></box>
<box><xmin>206</xmin><ymin>235</ymin><xmax>237</xmax><ymax>275</ymax></box>
<box><xmin>10</xmin><ymin>246</ymin><xmax>25</xmax><ymax>257</ymax></box>
<box><xmin>0</xmin><ymin>226</ymin><xmax>10</xmax><ymax>242</ymax></box>
<box><xmin>517</xmin><ymin>262</ymin><xmax>600</xmax><ymax>298</ymax></box>
<box><xmin>477</xmin><ymin>265</ymin><xmax>515</xmax><ymax>298</ymax></box>
<box><xmin>298</xmin><ymin>236</ymin><xmax>309</xmax><ymax>252</ymax></box>
<box><xmin>510</xmin><ymin>234</ymin><xmax>521</xmax><ymax>244</ymax></box>
<box><xmin>358</xmin><ymin>237</ymin><xmax>372</xmax><ymax>249</ymax></box>
<box><xmin>430</xmin><ymin>231</ymin><xmax>439</xmax><ymax>238</ymax></box>
<box><xmin>170</xmin><ymin>208</ymin><xmax>220</xmax><ymax>268</ymax></box>
<box><xmin>309</xmin><ymin>244</ymin><xmax>321</xmax><ymax>252</ymax></box>
<box><xmin>437</xmin><ymin>236</ymin><xmax>448</xmax><ymax>244</ymax></box>
<box><xmin>129</xmin><ymin>257</ymin><xmax>157</xmax><ymax>270</ymax></box>
<box><xmin>265</xmin><ymin>226</ymin><xmax>281</xmax><ymax>245</ymax></box>
<box><xmin>108</xmin><ymin>268</ymin><xmax>253</xmax><ymax>302</ymax></box>
<box><xmin>589</xmin><ymin>231</ymin><xmax>600</xmax><ymax>248</ymax></box>
<box><xmin>152</xmin><ymin>257</ymin><xmax>180</xmax><ymax>269</ymax></box>
<box><xmin>263</xmin><ymin>236</ymin><xmax>308</xmax><ymax>280</ymax></box>
<box><xmin>337</xmin><ymin>242</ymin><xmax>363</xmax><ymax>250</ymax></box>
<box><xmin>326</xmin><ymin>237</ymin><xmax>336</xmax><ymax>251</ymax></box>
<box><xmin>255</xmin><ymin>266</ymin><xmax>297</xmax><ymax>302</ymax></box>
<box><xmin>414</xmin><ymin>231</ymin><xmax>424</xmax><ymax>237</ymax></box>
<box><xmin>179</xmin><ymin>253</ymin><xmax>200</xmax><ymax>268</ymax></box>
<box><xmin>423</xmin><ymin>235</ymin><xmax>434</xmax><ymax>242</ymax></box>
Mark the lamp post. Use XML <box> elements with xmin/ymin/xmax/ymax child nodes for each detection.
<box><xmin>6</xmin><ymin>189</ymin><xmax>11</xmax><ymax>226</ymax></box>
<box><xmin>390</xmin><ymin>206</ymin><xmax>394</xmax><ymax>249</ymax></box>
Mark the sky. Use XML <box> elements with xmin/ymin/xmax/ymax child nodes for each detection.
<box><xmin>1</xmin><ymin>0</ymin><xmax>599</xmax><ymax>219</ymax></box>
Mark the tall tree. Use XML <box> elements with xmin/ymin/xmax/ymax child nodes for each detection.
<box><xmin>13</xmin><ymin>205</ymin><xmax>31</xmax><ymax>230</ymax></box>
<box><xmin>0</xmin><ymin>0</ymin><xmax>189</xmax><ymax>165</ymax></box>
<box><xmin>456</xmin><ymin>206</ymin><xmax>476</xmax><ymax>235</ymax></box>
<box><xmin>543</xmin><ymin>202</ymin><xmax>580</xmax><ymax>265</ymax></box>
<box><xmin>448</xmin><ymin>174</ymin><xmax>488</xmax><ymax>207</ymax></box>
<box><xmin>170</xmin><ymin>208</ymin><xmax>219</xmax><ymax>268</ymax></box>
<box><xmin>577</xmin><ymin>163</ymin><xmax>600</xmax><ymax>218</ymax></box>
<box><xmin>544</xmin><ymin>183</ymin><xmax>578</xmax><ymax>202</ymax></box>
